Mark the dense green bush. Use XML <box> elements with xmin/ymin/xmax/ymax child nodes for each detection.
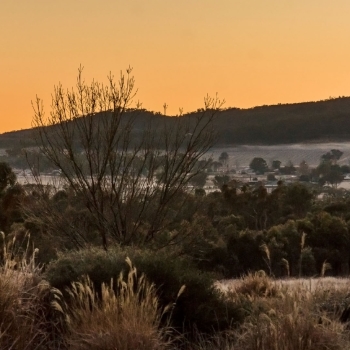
<box><xmin>226</xmin><ymin>230</ymin><xmax>266</xmax><ymax>276</ymax></box>
<box><xmin>45</xmin><ymin>246</ymin><xmax>243</xmax><ymax>336</ymax></box>
<box><xmin>133</xmin><ymin>250</ymin><xmax>244</xmax><ymax>334</ymax></box>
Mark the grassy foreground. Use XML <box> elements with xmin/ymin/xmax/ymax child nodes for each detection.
<box><xmin>2</xmin><ymin>242</ymin><xmax>350</xmax><ymax>349</ymax></box>
<box><xmin>214</xmin><ymin>273</ymin><xmax>350</xmax><ymax>350</ymax></box>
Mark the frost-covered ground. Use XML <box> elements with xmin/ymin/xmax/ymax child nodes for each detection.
<box><xmin>210</xmin><ymin>142</ymin><xmax>350</xmax><ymax>168</ymax></box>
<box><xmin>215</xmin><ymin>277</ymin><xmax>350</xmax><ymax>293</ymax></box>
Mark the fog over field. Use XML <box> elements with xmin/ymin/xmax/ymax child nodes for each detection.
<box><xmin>6</xmin><ymin>142</ymin><xmax>350</xmax><ymax>174</ymax></box>
<box><xmin>211</xmin><ymin>142</ymin><xmax>350</xmax><ymax>169</ymax></box>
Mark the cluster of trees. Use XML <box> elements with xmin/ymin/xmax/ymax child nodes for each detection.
<box><xmin>248</xmin><ymin>149</ymin><xmax>349</xmax><ymax>188</ymax></box>
<box><xmin>214</xmin><ymin>97</ymin><xmax>350</xmax><ymax>144</ymax></box>
<box><xmin>2</xmin><ymin>69</ymin><xmax>350</xmax><ymax>282</ymax></box>
<box><xmin>6</xmin><ymin>70</ymin><xmax>350</xmax><ymax>346</ymax></box>
<box><xmin>2</xmin><ymin>160</ymin><xmax>350</xmax><ymax>278</ymax></box>
<box><xmin>0</xmin><ymin>162</ymin><xmax>23</xmax><ymax>234</ymax></box>
<box><xmin>30</xmin><ymin>68</ymin><xmax>225</xmax><ymax>249</ymax></box>
<box><xmin>4</xmin><ymin>97</ymin><xmax>350</xmax><ymax>149</ymax></box>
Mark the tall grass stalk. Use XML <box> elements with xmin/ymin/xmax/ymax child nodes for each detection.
<box><xmin>321</xmin><ymin>260</ymin><xmax>332</xmax><ymax>277</ymax></box>
<box><xmin>299</xmin><ymin>232</ymin><xmax>306</xmax><ymax>277</ymax></box>
<box><xmin>281</xmin><ymin>258</ymin><xmax>290</xmax><ymax>277</ymax></box>
<box><xmin>260</xmin><ymin>243</ymin><xmax>272</xmax><ymax>276</ymax></box>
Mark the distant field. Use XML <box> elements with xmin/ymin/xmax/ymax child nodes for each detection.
<box><xmin>210</xmin><ymin>142</ymin><xmax>350</xmax><ymax>169</ymax></box>
<box><xmin>3</xmin><ymin>142</ymin><xmax>350</xmax><ymax>172</ymax></box>
<box><xmin>216</xmin><ymin>276</ymin><xmax>350</xmax><ymax>293</ymax></box>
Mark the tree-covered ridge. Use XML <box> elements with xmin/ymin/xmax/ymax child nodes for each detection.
<box><xmin>3</xmin><ymin>68</ymin><xmax>350</xmax><ymax>349</ymax></box>
<box><xmin>212</xmin><ymin>96</ymin><xmax>350</xmax><ymax>144</ymax></box>
<box><xmin>2</xmin><ymin>96</ymin><xmax>350</xmax><ymax>148</ymax></box>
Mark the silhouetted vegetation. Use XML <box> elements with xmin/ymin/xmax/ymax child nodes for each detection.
<box><xmin>3</xmin><ymin>97</ymin><xmax>350</xmax><ymax>152</ymax></box>
<box><xmin>4</xmin><ymin>73</ymin><xmax>350</xmax><ymax>348</ymax></box>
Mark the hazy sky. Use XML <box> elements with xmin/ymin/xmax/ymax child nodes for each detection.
<box><xmin>1</xmin><ymin>1</ymin><xmax>350</xmax><ymax>133</ymax></box>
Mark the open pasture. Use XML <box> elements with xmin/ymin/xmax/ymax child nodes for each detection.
<box><xmin>216</xmin><ymin>276</ymin><xmax>350</xmax><ymax>293</ymax></box>
<box><xmin>211</xmin><ymin>142</ymin><xmax>350</xmax><ymax>168</ymax></box>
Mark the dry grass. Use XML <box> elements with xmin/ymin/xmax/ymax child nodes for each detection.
<box><xmin>229</xmin><ymin>271</ymin><xmax>280</xmax><ymax>298</ymax></box>
<box><xmin>55</xmin><ymin>257</ymin><xmax>175</xmax><ymax>350</ymax></box>
<box><xmin>0</xmin><ymin>234</ymin><xmax>182</xmax><ymax>349</ymax></box>
<box><xmin>216</xmin><ymin>276</ymin><xmax>350</xmax><ymax>293</ymax></box>
<box><xmin>0</xmin><ymin>231</ymin><xmax>55</xmax><ymax>349</ymax></box>
<box><xmin>2</xmin><ymin>228</ymin><xmax>350</xmax><ymax>350</ymax></box>
<box><xmin>203</xmin><ymin>274</ymin><xmax>350</xmax><ymax>350</ymax></box>
<box><xmin>234</xmin><ymin>289</ymin><xmax>348</xmax><ymax>350</ymax></box>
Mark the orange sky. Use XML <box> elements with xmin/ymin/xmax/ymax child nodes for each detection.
<box><xmin>1</xmin><ymin>1</ymin><xmax>350</xmax><ymax>133</ymax></box>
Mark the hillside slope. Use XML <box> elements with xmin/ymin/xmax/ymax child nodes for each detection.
<box><xmin>1</xmin><ymin>97</ymin><xmax>350</xmax><ymax>148</ymax></box>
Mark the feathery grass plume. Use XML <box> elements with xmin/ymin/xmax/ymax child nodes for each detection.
<box><xmin>281</xmin><ymin>258</ymin><xmax>290</xmax><ymax>277</ymax></box>
<box><xmin>0</xmin><ymin>231</ymin><xmax>5</xmax><ymax>262</ymax></box>
<box><xmin>163</xmin><ymin>283</ymin><xmax>186</xmax><ymax>321</ymax></box>
<box><xmin>299</xmin><ymin>232</ymin><xmax>307</xmax><ymax>277</ymax></box>
<box><xmin>233</xmin><ymin>271</ymin><xmax>279</xmax><ymax>298</ymax></box>
<box><xmin>61</xmin><ymin>257</ymin><xmax>174</xmax><ymax>350</ymax></box>
<box><xmin>321</xmin><ymin>260</ymin><xmax>332</xmax><ymax>278</ymax></box>
<box><xmin>301</xmin><ymin>231</ymin><xmax>306</xmax><ymax>250</ymax></box>
<box><xmin>260</xmin><ymin>243</ymin><xmax>272</xmax><ymax>276</ymax></box>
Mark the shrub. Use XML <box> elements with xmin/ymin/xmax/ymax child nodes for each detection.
<box><xmin>45</xmin><ymin>246</ymin><xmax>243</xmax><ymax>336</ymax></box>
<box><xmin>132</xmin><ymin>250</ymin><xmax>243</xmax><ymax>335</ymax></box>
<box><xmin>233</xmin><ymin>271</ymin><xmax>280</xmax><ymax>298</ymax></box>
<box><xmin>45</xmin><ymin>246</ymin><xmax>127</xmax><ymax>291</ymax></box>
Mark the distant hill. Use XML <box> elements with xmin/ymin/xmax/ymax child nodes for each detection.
<box><xmin>0</xmin><ymin>128</ymin><xmax>37</xmax><ymax>149</ymax></box>
<box><xmin>1</xmin><ymin>97</ymin><xmax>350</xmax><ymax>149</ymax></box>
<box><xmin>211</xmin><ymin>97</ymin><xmax>350</xmax><ymax>145</ymax></box>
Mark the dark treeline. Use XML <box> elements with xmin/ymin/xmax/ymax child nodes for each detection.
<box><xmin>212</xmin><ymin>96</ymin><xmax>350</xmax><ymax>144</ymax></box>
<box><xmin>3</xmin><ymin>96</ymin><xmax>350</xmax><ymax>148</ymax></box>
<box><xmin>4</xmin><ymin>70</ymin><xmax>350</xmax><ymax>348</ymax></box>
<box><xmin>1</xmin><ymin>160</ymin><xmax>350</xmax><ymax>279</ymax></box>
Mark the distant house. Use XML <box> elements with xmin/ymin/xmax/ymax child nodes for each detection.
<box><xmin>265</xmin><ymin>181</ymin><xmax>279</xmax><ymax>193</ymax></box>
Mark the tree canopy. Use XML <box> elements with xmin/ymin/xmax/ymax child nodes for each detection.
<box><xmin>0</xmin><ymin>162</ymin><xmax>16</xmax><ymax>194</ymax></box>
<box><xmin>31</xmin><ymin>67</ymin><xmax>224</xmax><ymax>249</ymax></box>
<box><xmin>249</xmin><ymin>157</ymin><xmax>268</xmax><ymax>174</ymax></box>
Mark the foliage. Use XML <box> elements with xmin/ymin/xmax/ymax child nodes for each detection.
<box><xmin>271</xmin><ymin>160</ymin><xmax>281</xmax><ymax>170</ymax></box>
<box><xmin>0</xmin><ymin>162</ymin><xmax>16</xmax><ymax>194</ymax></box>
<box><xmin>226</xmin><ymin>230</ymin><xmax>266</xmax><ymax>276</ymax></box>
<box><xmin>5</xmin><ymin>97</ymin><xmax>350</xmax><ymax>149</ymax></box>
<box><xmin>31</xmin><ymin>68</ymin><xmax>223</xmax><ymax>249</ymax></box>
<box><xmin>0</xmin><ymin>183</ymin><xmax>25</xmax><ymax>232</ymax></box>
<box><xmin>299</xmin><ymin>160</ymin><xmax>310</xmax><ymax>175</ymax></box>
<box><xmin>318</xmin><ymin>163</ymin><xmax>344</xmax><ymax>187</ymax></box>
<box><xmin>218</xmin><ymin>151</ymin><xmax>229</xmax><ymax>166</ymax></box>
<box><xmin>189</xmin><ymin>171</ymin><xmax>208</xmax><ymax>188</ymax></box>
<box><xmin>213</xmin><ymin>174</ymin><xmax>230</xmax><ymax>188</ymax></box>
<box><xmin>279</xmin><ymin>160</ymin><xmax>296</xmax><ymax>175</ymax></box>
<box><xmin>282</xmin><ymin>182</ymin><xmax>314</xmax><ymax>218</ymax></box>
<box><xmin>321</xmin><ymin>149</ymin><xmax>343</xmax><ymax>163</ymax></box>
<box><xmin>305</xmin><ymin>212</ymin><xmax>350</xmax><ymax>275</ymax></box>
<box><xmin>45</xmin><ymin>246</ymin><xmax>243</xmax><ymax>335</ymax></box>
<box><xmin>249</xmin><ymin>157</ymin><xmax>268</xmax><ymax>174</ymax></box>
